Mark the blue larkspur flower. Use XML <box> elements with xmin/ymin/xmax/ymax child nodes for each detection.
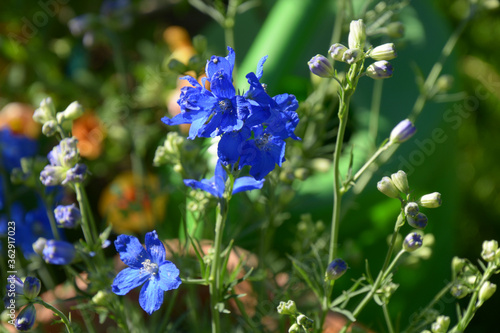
<box><xmin>162</xmin><ymin>47</ymin><xmax>254</xmax><ymax>139</ymax></box>
<box><xmin>184</xmin><ymin>160</ymin><xmax>264</xmax><ymax>198</ymax></box>
<box><xmin>42</xmin><ymin>240</ymin><xmax>76</xmax><ymax>265</ymax></box>
<box><xmin>40</xmin><ymin>137</ymin><xmax>86</xmax><ymax>186</ymax></box>
<box><xmin>112</xmin><ymin>230</ymin><xmax>182</xmax><ymax>314</ymax></box>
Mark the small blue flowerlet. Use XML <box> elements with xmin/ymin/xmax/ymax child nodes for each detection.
<box><xmin>389</xmin><ymin>119</ymin><xmax>416</xmax><ymax>143</ymax></box>
<box><xmin>40</xmin><ymin>137</ymin><xmax>87</xmax><ymax>186</ymax></box>
<box><xmin>407</xmin><ymin>212</ymin><xmax>428</xmax><ymax>229</ymax></box>
<box><xmin>23</xmin><ymin>277</ymin><xmax>41</xmax><ymax>300</ymax></box>
<box><xmin>112</xmin><ymin>230</ymin><xmax>181</xmax><ymax>314</ymax></box>
<box><xmin>325</xmin><ymin>258</ymin><xmax>348</xmax><ymax>281</ymax></box>
<box><xmin>42</xmin><ymin>240</ymin><xmax>76</xmax><ymax>265</ymax></box>
<box><xmin>184</xmin><ymin>160</ymin><xmax>264</xmax><ymax>198</ymax></box>
<box><xmin>366</xmin><ymin>60</ymin><xmax>393</xmax><ymax>79</ymax></box>
<box><xmin>308</xmin><ymin>55</ymin><xmax>333</xmax><ymax>78</ymax></box>
<box><xmin>54</xmin><ymin>203</ymin><xmax>82</xmax><ymax>228</ymax></box>
<box><xmin>15</xmin><ymin>303</ymin><xmax>36</xmax><ymax>332</ymax></box>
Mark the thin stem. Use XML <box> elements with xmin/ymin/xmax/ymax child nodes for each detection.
<box><xmin>383</xmin><ymin>303</ymin><xmax>395</xmax><ymax>333</ymax></box>
<box><xmin>369</xmin><ymin>79</ymin><xmax>384</xmax><ymax>143</ymax></box>
<box><xmin>33</xmin><ymin>299</ymin><xmax>74</xmax><ymax>333</ymax></box>
<box><xmin>209</xmin><ymin>202</ymin><xmax>226</xmax><ymax>333</ymax></box>
<box><xmin>74</xmin><ymin>183</ymin><xmax>95</xmax><ymax>248</ymax></box>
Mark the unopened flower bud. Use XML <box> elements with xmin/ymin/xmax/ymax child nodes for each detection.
<box><xmin>308</xmin><ymin>55</ymin><xmax>334</xmax><ymax>78</ymax></box>
<box><xmin>33</xmin><ymin>97</ymin><xmax>56</xmax><ymax>124</ymax></box>
<box><xmin>32</xmin><ymin>237</ymin><xmax>47</xmax><ymax>256</ymax></box>
<box><xmin>42</xmin><ymin>240</ymin><xmax>76</xmax><ymax>265</ymax></box>
<box><xmin>435</xmin><ymin>75</ymin><xmax>454</xmax><ymax>93</ymax></box>
<box><xmin>42</xmin><ymin>120</ymin><xmax>58</xmax><ymax>136</ymax></box>
<box><xmin>54</xmin><ymin>204</ymin><xmax>81</xmax><ymax>228</ymax></box>
<box><xmin>389</xmin><ymin>119</ymin><xmax>416</xmax><ymax>143</ymax></box>
<box><xmin>403</xmin><ymin>232</ymin><xmax>423</xmax><ymax>252</ymax></box>
<box><xmin>451</xmin><ymin>256</ymin><xmax>467</xmax><ymax>277</ymax></box>
<box><xmin>288</xmin><ymin>323</ymin><xmax>300</xmax><ymax>333</ymax></box>
<box><xmin>57</xmin><ymin>101</ymin><xmax>84</xmax><ymax>123</ymax></box>
<box><xmin>481</xmin><ymin>240</ymin><xmax>498</xmax><ymax>262</ymax></box>
<box><xmin>366</xmin><ymin>60</ymin><xmax>393</xmax><ymax>79</ymax></box>
<box><xmin>92</xmin><ymin>290</ymin><xmax>110</xmax><ymax>306</ymax></box>
<box><xmin>342</xmin><ymin>48</ymin><xmax>362</xmax><ymax>64</ymax></box>
<box><xmin>329</xmin><ymin>43</ymin><xmax>348</xmax><ymax>62</ymax></box>
<box><xmin>404</xmin><ymin>202</ymin><xmax>419</xmax><ymax>217</ymax></box>
<box><xmin>431</xmin><ymin>315</ymin><xmax>450</xmax><ymax>333</ymax></box>
<box><xmin>477</xmin><ymin>281</ymin><xmax>496</xmax><ymax>307</ymax></box>
<box><xmin>15</xmin><ymin>303</ymin><xmax>36</xmax><ymax>332</ymax></box>
<box><xmin>377</xmin><ymin>176</ymin><xmax>400</xmax><ymax>198</ymax></box>
<box><xmin>391</xmin><ymin>170</ymin><xmax>409</xmax><ymax>194</ymax></box>
<box><xmin>348</xmin><ymin>19</ymin><xmax>366</xmax><ymax>49</ymax></box>
<box><xmin>407</xmin><ymin>212</ymin><xmax>428</xmax><ymax>229</ymax></box>
<box><xmin>451</xmin><ymin>283</ymin><xmax>470</xmax><ymax>299</ymax></box>
<box><xmin>385</xmin><ymin>22</ymin><xmax>405</xmax><ymax>38</ymax></box>
<box><xmin>369</xmin><ymin>43</ymin><xmax>397</xmax><ymax>60</ymax></box>
<box><xmin>277</xmin><ymin>300</ymin><xmax>297</xmax><ymax>315</ymax></box>
<box><xmin>23</xmin><ymin>276</ymin><xmax>41</xmax><ymax>300</ymax></box>
<box><xmin>325</xmin><ymin>258</ymin><xmax>348</xmax><ymax>281</ymax></box>
<box><xmin>419</xmin><ymin>192</ymin><xmax>442</xmax><ymax>208</ymax></box>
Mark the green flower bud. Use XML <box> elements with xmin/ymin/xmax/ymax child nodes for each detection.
<box><xmin>435</xmin><ymin>75</ymin><xmax>454</xmax><ymax>93</ymax></box>
<box><xmin>288</xmin><ymin>323</ymin><xmax>300</xmax><ymax>333</ymax></box>
<box><xmin>92</xmin><ymin>290</ymin><xmax>110</xmax><ymax>306</ymax></box>
<box><xmin>431</xmin><ymin>315</ymin><xmax>450</xmax><ymax>333</ymax></box>
<box><xmin>451</xmin><ymin>256</ymin><xmax>467</xmax><ymax>277</ymax></box>
<box><xmin>407</xmin><ymin>212</ymin><xmax>428</xmax><ymax>229</ymax></box>
<box><xmin>451</xmin><ymin>283</ymin><xmax>470</xmax><ymax>299</ymax></box>
<box><xmin>348</xmin><ymin>19</ymin><xmax>366</xmax><ymax>50</ymax></box>
<box><xmin>404</xmin><ymin>202</ymin><xmax>419</xmax><ymax>217</ymax></box>
<box><xmin>32</xmin><ymin>237</ymin><xmax>47</xmax><ymax>256</ymax></box>
<box><xmin>377</xmin><ymin>176</ymin><xmax>400</xmax><ymax>198</ymax></box>
<box><xmin>391</xmin><ymin>170</ymin><xmax>410</xmax><ymax>194</ymax></box>
<box><xmin>58</xmin><ymin>101</ymin><xmax>84</xmax><ymax>122</ymax></box>
<box><xmin>477</xmin><ymin>281</ymin><xmax>496</xmax><ymax>307</ymax></box>
<box><xmin>481</xmin><ymin>240</ymin><xmax>498</xmax><ymax>262</ymax></box>
<box><xmin>277</xmin><ymin>300</ymin><xmax>297</xmax><ymax>315</ymax></box>
<box><xmin>369</xmin><ymin>43</ymin><xmax>397</xmax><ymax>61</ymax></box>
<box><xmin>342</xmin><ymin>48</ymin><xmax>362</xmax><ymax>64</ymax></box>
<box><xmin>329</xmin><ymin>43</ymin><xmax>348</xmax><ymax>62</ymax></box>
<box><xmin>33</xmin><ymin>97</ymin><xmax>56</xmax><ymax>124</ymax></box>
<box><xmin>419</xmin><ymin>192</ymin><xmax>442</xmax><ymax>208</ymax></box>
<box><xmin>23</xmin><ymin>277</ymin><xmax>41</xmax><ymax>300</ymax></box>
<box><xmin>42</xmin><ymin>120</ymin><xmax>58</xmax><ymax>136</ymax></box>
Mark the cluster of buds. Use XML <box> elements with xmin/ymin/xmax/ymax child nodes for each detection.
<box><xmin>153</xmin><ymin>131</ymin><xmax>185</xmax><ymax>171</ymax></box>
<box><xmin>308</xmin><ymin>19</ymin><xmax>397</xmax><ymax>80</ymax></box>
<box><xmin>377</xmin><ymin>170</ymin><xmax>442</xmax><ymax>252</ymax></box>
<box><xmin>450</xmin><ymin>240</ymin><xmax>499</xmax><ymax>309</ymax></box>
<box><xmin>33</xmin><ymin>98</ymin><xmax>84</xmax><ymax>137</ymax></box>
<box><xmin>277</xmin><ymin>300</ymin><xmax>314</xmax><ymax>332</ymax></box>
<box><xmin>4</xmin><ymin>276</ymin><xmax>42</xmax><ymax>331</ymax></box>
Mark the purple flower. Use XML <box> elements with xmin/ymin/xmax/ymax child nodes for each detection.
<box><xmin>325</xmin><ymin>258</ymin><xmax>348</xmax><ymax>280</ymax></box>
<box><xmin>54</xmin><ymin>204</ymin><xmax>81</xmax><ymax>228</ymax></box>
<box><xmin>366</xmin><ymin>60</ymin><xmax>393</xmax><ymax>79</ymax></box>
<box><xmin>308</xmin><ymin>55</ymin><xmax>333</xmax><ymax>78</ymax></box>
<box><xmin>389</xmin><ymin>119</ymin><xmax>416</xmax><ymax>143</ymax></box>
<box><xmin>403</xmin><ymin>232</ymin><xmax>424</xmax><ymax>252</ymax></box>
<box><xmin>42</xmin><ymin>240</ymin><xmax>76</xmax><ymax>265</ymax></box>
<box><xmin>112</xmin><ymin>230</ymin><xmax>181</xmax><ymax>314</ymax></box>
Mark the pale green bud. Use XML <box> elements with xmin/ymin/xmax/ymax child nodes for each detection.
<box><xmin>391</xmin><ymin>170</ymin><xmax>409</xmax><ymax>194</ymax></box>
<box><xmin>92</xmin><ymin>290</ymin><xmax>110</xmax><ymax>306</ymax></box>
<box><xmin>419</xmin><ymin>192</ymin><xmax>442</xmax><ymax>208</ymax></box>
<box><xmin>348</xmin><ymin>19</ymin><xmax>366</xmax><ymax>50</ymax></box>
<box><xmin>431</xmin><ymin>315</ymin><xmax>450</xmax><ymax>333</ymax></box>
<box><xmin>369</xmin><ymin>43</ymin><xmax>397</xmax><ymax>61</ymax></box>
<box><xmin>477</xmin><ymin>281</ymin><xmax>496</xmax><ymax>307</ymax></box>
<box><xmin>377</xmin><ymin>176</ymin><xmax>400</xmax><ymax>198</ymax></box>
<box><xmin>277</xmin><ymin>300</ymin><xmax>297</xmax><ymax>315</ymax></box>
<box><xmin>390</xmin><ymin>119</ymin><xmax>416</xmax><ymax>143</ymax></box>
<box><xmin>288</xmin><ymin>323</ymin><xmax>300</xmax><ymax>333</ymax></box>
<box><xmin>342</xmin><ymin>48</ymin><xmax>362</xmax><ymax>64</ymax></box>
<box><xmin>366</xmin><ymin>60</ymin><xmax>393</xmax><ymax>79</ymax></box>
<box><xmin>329</xmin><ymin>43</ymin><xmax>348</xmax><ymax>62</ymax></box>
<box><xmin>42</xmin><ymin>120</ymin><xmax>58</xmax><ymax>137</ymax></box>
<box><xmin>404</xmin><ymin>202</ymin><xmax>419</xmax><ymax>217</ymax></box>
<box><xmin>451</xmin><ymin>283</ymin><xmax>470</xmax><ymax>299</ymax></box>
<box><xmin>435</xmin><ymin>75</ymin><xmax>454</xmax><ymax>93</ymax></box>
<box><xmin>33</xmin><ymin>97</ymin><xmax>56</xmax><ymax>124</ymax></box>
<box><xmin>451</xmin><ymin>256</ymin><xmax>467</xmax><ymax>277</ymax></box>
<box><xmin>57</xmin><ymin>101</ymin><xmax>84</xmax><ymax>123</ymax></box>
<box><xmin>481</xmin><ymin>240</ymin><xmax>498</xmax><ymax>262</ymax></box>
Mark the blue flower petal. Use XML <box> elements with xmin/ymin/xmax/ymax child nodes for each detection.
<box><xmin>256</xmin><ymin>55</ymin><xmax>268</xmax><ymax>80</ymax></box>
<box><xmin>218</xmin><ymin>128</ymin><xmax>251</xmax><ymax>165</ymax></box>
<box><xmin>114</xmin><ymin>234</ymin><xmax>150</xmax><ymax>268</ymax></box>
<box><xmin>205</xmin><ymin>47</ymin><xmax>235</xmax><ymax>80</ymax></box>
<box><xmin>112</xmin><ymin>267</ymin><xmax>149</xmax><ymax>295</ymax></box>
<box><xmin>158</xmin><ymin>261</ymin><xmax>182</xmax><ymax>291</ymax></box>
<box><xmin>145</xmin><ymin>230</ymin><xmax>166</xmax><ymax>264</ymax></box>
<box><xmin>233</xmin><ymin>177</ymin><xmax>265</xmax><ymax>194</ymax></box>
<box><xmin>210</xmin><ymin>70</ymin><xmax>235</xmax><ymax>100</ymax></box>
<box><xmin>183</xmin><ymin>178</ymin><xmax>220</xmax><ymax>198</ymax></box>
<box><xmin>139</xmin><ymin>278</ymin><xmax>164</xmax><ymax>314</ymax></box>
<box><xmin>214</xmin><ymin>161</ymin><xmax>227</xmax><ymax>195</ymax></box>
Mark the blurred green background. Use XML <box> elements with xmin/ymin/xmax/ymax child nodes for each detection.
<box><xmin>1</xmin><ymin>0</ymin><xmax>500</xmax><ymax>331</ymax></box>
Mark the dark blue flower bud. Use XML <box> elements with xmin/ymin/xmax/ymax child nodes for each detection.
<box><xmin>403</xmin><ymin>232</ymin><xmax>423</xmax><ymax>252</ymax></box>
<box><xmin>325</xmin><ymin>258</ymin><xmax>348</xmax><ymax>281</ymax></box>
<box><xmin>54</xmin><ymin>204</ymin><xmax>81</xmax><ymax>228</ymax></box>
<box><xmin>23</xmin><ymin>277</ymin><xmax>41</xmax><ymax>300</ymax></box>
<box><xmin>407</xmin><ymin>212</ymin><xmax>428</xmax><ymax>229</ymax></box>
<box><xmin>15</xmin><ymin>304</ymin><xmax>36</xmax><ymax>331</ymax></box>
<box><xmin>308</xmin><ymin>55</ymin><xmax>334</xmax><ymax>78</ymax></box>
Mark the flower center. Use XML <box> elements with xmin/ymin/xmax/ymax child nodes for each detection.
<box><xmin>219</xmin><ymin>99</ymin><xmax>232</xmax><ymax>112</ymax></box>
<box><xmin>256</xmin><ymin>133</ymin><xmax>271</xmax><ymax>151</ymax></box>
<box><xmin>141</xmin><ymin>259</ymin><xmax>159</xmax><ymax>276</ymax></box>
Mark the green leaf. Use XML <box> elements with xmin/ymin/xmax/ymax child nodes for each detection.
<box><xmin>331</xmin><ymin>307</ymin><xmax>356</xmax><ymax>322</ymax></box>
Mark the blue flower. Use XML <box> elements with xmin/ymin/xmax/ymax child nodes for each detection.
<box><xmin>162</xmin><ymin>47</ymin><xmax>253</xmax><ymax>139</ymax></box>
<box><xmin>0</xmin><ymin>128</ymin><xmax>38</xmax><ymax>172</ymax></box>
<box><xmin>15</xmin><ymin>303</ymin><xmax>36</xmax><ymax>332</ymax></box>
<box><xmin>112</xmin><ymin>230</ymin><xmax>181</xmax><ymax>314</ymax></box>
<box><xmin>184</xmin><ymin>160</ymin><xmax>264</xmax><ymax>198</ymax></box>
<box><xmin>42</xmin><ymin>240</ymin><xmax>76</xmax><ymax>265</ymax></box>
<box><xmin>40</xmin><ymin>137</ymin><xmax>86</xmax><ymax>186</ymax></box>
<box><xmin>54</xmin><ymin>203</ymin><xmax>81</xmax><ymax>228</ymax></box>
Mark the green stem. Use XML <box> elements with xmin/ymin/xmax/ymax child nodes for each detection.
<box><xmin>383</xmin><ymin>303</ymin><xmax>395</xmax><ymax>333</ymax></box>
<box><xmin>74</xmin><ymin>183</ymin><xmax>95</xmax><ymax>249</ymax></box>
<box><xmin>369</xmin><ymin>79</ymin><xmax>384</xmax><ymax>143</ymax></box>
<box><xmin>33</xmin><ymin>299</ymin><xmax>74</xmax><ymax>333</ymax></box>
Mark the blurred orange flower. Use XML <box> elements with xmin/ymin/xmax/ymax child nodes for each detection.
<box><xmin>0</xmin><ymin>102</ymin><xmax>40</xmax><ymax>138</ymax></box>
<box><xmin>99</xmin><ymin>172</ymin><xmax>167</xmax><ymax>233</ymax></box>
<box><xmin>72</xmin><ymin>111</ymin><xmax>105</xmax><ymax>160</ymax></box>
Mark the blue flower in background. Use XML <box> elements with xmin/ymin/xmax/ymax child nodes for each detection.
<box><xmin>112</xmin><ymin>230</ymin><xmax>182</xmax><ymax>314</ymax></box>
<box><xmin>184</xmin><ymin>160</ymin><xmax>265</xmax><ymax>198</ymax></box>
<box><xmin>0</xmin><ymin>128</ymin><xmax>38</xmax><ymax>172</ymax></box>
<box><xmin>42</xmin><ymin>240</ymin><xmax>76</xmax><ymax>265</ymax></box>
